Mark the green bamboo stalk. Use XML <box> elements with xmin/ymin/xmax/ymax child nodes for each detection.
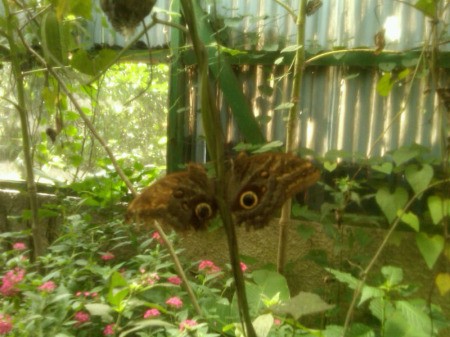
<box><xmin>2</xmin><ymin>0</ymin><xmax>45</xmax><ymax>258</ymax></box>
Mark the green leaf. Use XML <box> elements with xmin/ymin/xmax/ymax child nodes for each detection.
<box><xmin>397</xmin><ymin>210</ymin><xmax>420</xmax><ymax>232</ymax></box>
<box><xmin>41</xmin><ymin>11</ymin><xmax>68</xmax><ymax>66</ymax></box>
<box><xmin>252</xmin><ymin>270</ymin><xmax>290</xmax><ymax>301</ymax></box>
<box><xmin>416</xmin><ymin>233</ymin><xmax>444</xmax><ymax>269</ymax></box>
<box><xmin>326</xmin><ymin>268</ymin><xmax>359</xmax><ymax>289</ymax></box>
<box><xmin>119</xmin><ymin>320</ymin><xmax>175</xmax><ymax>337</ymax></box>
<box><xmin>381</xmin><ymin>266</ymin><xmax>403</xmax><ymax>286</ymax></box>
<box><xmin>273</xmin><ymin>292</ymin><xmax>334</xmax><ymax>319</ymax></box>
<box><xmin>372</xmin><ymin>162</ymin><xmax>393</xmax><ymax>174</ymax></box>
<box><xmin>405</xmin><ymin>164</ymin><xmax>433</xmax><ymax>196</ymax></box>
<box><xmin>252</xmin><ymin>314</ymin><xmax>274</xmax><ymax>337</ymax></box>
<box><xmin>274</xmin><ymin>102</ymin><xmax>294</xmax><ymax>110</ymax></box>
<box><xmin>427</xmin><ymin>196</ymin><xmax>449</xmax><ymax>225</ymax></box>
<box><xmin>85</xmin><ymin>303</ymin><xmax>112</xmax><ymax>317</ymax></box>
<box><xmin>252</xmin><ymin>141</ymin><xmax>284</xmax><ymax>153</ymax></box>
<box><xmin>396</xmin><ymin>300</ymin><xmax>432</xmax><ymax>334</ymax></box>
<box><xmin>375</xmin><ymin>187</ymin><xmax>408</xmax><ymax>223</ymax></box>
<box><xmin>376</xmin><ymin>72</ymin><xmax>394</xmax><ymax>96</ymax></box>
<box><xmin>281</xmin><ymin>45</ymin><xmax>303</xmax><ymax>53</ymax></box>
<box><xmin>414</xmin><ymin>0</ymin><xmax>437</xmax><ymax>17</ymax></box>
<box><xmin>347</xmin><ymin>323</ymin><xmax>376</xmax><ymax>337</ymax></box>
<box><xmin>359</xmin><ymin>285</ymin><xmax>384</xmax><ymax>306</ymax></box>
<box><xmin>391</xmin><ymin>147</ymin><xmax>419</xmax><ymax>166</ymax></box>
<box><xmin>324</xmin><ymin>160</ymin><xmax>337</xmax><ymax>172</ymax></box>
<box><xmin>70</xmin><ymin>49</ymin><xmax>118</xmax><ymax>76</ymax></box>
<box><xmin>435</xmin><ymin>273</ymin><xmax>450</xmax><ymax>296</ymax></box>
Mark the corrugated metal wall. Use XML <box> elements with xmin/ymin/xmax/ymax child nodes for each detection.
<box><xmin>92</xmin><ymin>0</ymin><xmax>449</xmax><ymax>159</ymax></box>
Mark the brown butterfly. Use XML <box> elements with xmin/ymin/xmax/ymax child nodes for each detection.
<box><xmin>127</xmin><ymin>152</ymin><xmax>320</xmax><ymax>230</ymax></box>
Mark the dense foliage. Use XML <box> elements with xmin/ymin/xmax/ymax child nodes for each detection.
<box><xmin>0</xmin><ymin>0</ymin><xmax>449</xmax><ymax>336</ymax></box>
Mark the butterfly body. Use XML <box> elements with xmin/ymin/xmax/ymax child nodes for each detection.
<box><xmin>127</xmin><ymin>153</ymin><xmax>320</xmax><ymax>230</ymax></box>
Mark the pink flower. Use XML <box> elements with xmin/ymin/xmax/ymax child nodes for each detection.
<box><xmin>240</xmin><ymin>262</ymin><xmax>248</xmax><ymax>272</ymax></box>
<box><xmin>179</xmin><ymin>319</ymin><xmax>197</xmax><ymax>331</ymax></box>
<box><xmin>0</xmin><ymin>268</ymin><xmax>25</xmax><ymax>296</ymax></box>
<box><xmin>101</xmin><ymin>252</ymin><xmax>115</xmax><ymax>261</ymax></box>
<box><xmin>144</xmin><ymin>272</ymin><xmax>160</xmax><ymax>286</ymax></box>
<box><xmin>166</xmin><ymin>296</ymin><xmax>183</xmax><ymax>309</ymax></box>
<box><xmin>167</xmin><ymin>276</ymin><xmax>182</xmax><ymax>285</ymax></box>
<box><xmin>0</xmin><ymin>314</ymin><xmax>13</xmax><ymax>334</ymax></box>
<box><xmin>12</xmin><ymin>242</ymin><xmax>26</xmax><ymax>251</ymax></box>
<box><xmin>38</xmin><ymin>281</ymin><xmax>56</xmax><ymax>293</ymax></box>
<box><xmin>151</xmin><ymin>232</ymin><xmax>164</xmax><ymax>244</ymax></box>
<box><xmin>103</xmin><ymin>323</ymin><xmax>115</xmax><ymax>335</ymax></box>
<box><xmin>198</xmin><ymin>260</ymin><xmax>221</xmax><ymax>274</ymax></box>
<box><xmin>143</xmin><ymin>308</ymin><xmax>160</xmax><ymax>318</ymax></box>
<box><xmin>274</xmin><ymin>318</ymin><xmax>282</xmax><ymax>326</ymax></box>
<box><xmin>74</xmin><ymin>311</ymin><xmax>90</xmax><ymax>326</ymax></box>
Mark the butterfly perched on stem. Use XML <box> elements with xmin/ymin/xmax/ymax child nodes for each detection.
<box><xmin>127</xmin><ymin>152</ymin><xmax>320</xmax><ymax>230</ymax></box>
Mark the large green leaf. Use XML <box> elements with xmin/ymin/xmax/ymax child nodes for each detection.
<box><xmin>272</xmin><ymin>292</ymin><xmax>334</xmax><ymax>319</ymax></box>
<box><xmin>70</xmin><ymin>49</ymin><xmax>118</xmax><ymax>76</ymax></box>
<box><xmin>252</xmin><ymin>314</ymin><xmax>274</xmax><ymax>337</ymax></box>
<box><xmin>41</xmin><ymin>11</ymin><xmax>68</xmax><ymax>66</ymax></box>
<box><xmin>427</xmin><ymin>195</ymin><xmax>449</xmax><ymax>225</ymax></box>
<box><xmin>252</xmin><ymin>270</ymin><xmax>290</xmax><ymax>301</ymax></box>
<box><xmin>405</xmin><ymin>164</ymin><xmax>433</xmax><ymax>196</ymax></box>
<box><xmin>391</xmin><ymin>147</ymin><xmax>420</xmax><ymax>166</ymax></box>
<box><xmin>416</xmin><ymin>233</ymin><xmax>444</xmax><ymax>269</ymax></box>
<box><xmin>397</xmin><ymin>210</ymin><xmax>420</xmax><ymax>232</ymax></box>
<box><xmin>375</xmin><ymin>187</ymin><xmax>408</xmax><ymax>223</ymax></box>
<box><xmin>414</xmin><ymin>0</ymin><xmax>437</xmax><ymax>17</ymax></box>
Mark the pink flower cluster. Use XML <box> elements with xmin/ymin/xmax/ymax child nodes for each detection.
<box><xmin>179</xmin><ymin>319</ymin><xmax>197</xmax><ymax>331</ymax></box>
<box><xmin>101</xmin><ymin>252</ymin><xmax>115</xmax><ymax>261</ymax></box>
<box><xmin>75</xmin><ymin>290</ymin><xmax>99</xmax><ymax>298</ymax></box>
<box><xmin>0</xmin><ymin>314</ymin><xmax>12</xmax><ymax>335</ymax></box>
<box><xmin>141</xmin><ymin>271</ymin><xmax>160</xmax><ymax>286</ymax></box>
<box><xmin>0</xmin><ymin>267</ymin><xmax>25</xmax><ymax>296</ymax></box>
<box><xmin>167</xmin><ymin>275</ymin><xmax>182</xmax><ymax>285</ymax></box>
<box><xmin>38</xmin><ymin>281</ymin><xmax>56</xmax><ymax>293</ymax></box>
<box><xmin>12</xmin><ymin>242</ymin><xmax>27</xmax><ymax>251</ymax></box>
<box><xmin>151</xmin><ymin>232</ymin><xmax>164</xmax><ymax>244</ymax></box>
<box><xmin>198</xmin><ymin>260</ymin><xmax>221</xmax><ymax>274</ymax></box>
<box><xmin>74</xmin><ymin>311</ymin><xmax>90</xmax><ymax>326</ymax></box>
<box><xmin>143</xmin><ymin>308</ymin><xmax>160</xmax><ymax>318</ymax></box>
<box><xmin>103</xmin><ymin>323</ymin><xmax>115</xmax><ymax>335</ymax></box>
<box><xmin>166</xmin><ymin>296</ymin><xmax>183</xmax><ymax>309</ymax></box>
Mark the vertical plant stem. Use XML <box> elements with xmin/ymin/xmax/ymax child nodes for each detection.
<box><xmin>2</xmin><ymin>0</ymin><xmax>44</xmax><ymax>258</ymax></box>
<box><xmin>180</xmin><ymin>1</ymin><xmax>256</xmax><ymax>336</ymax></box>
<box><xmin>277</xmin><ymin>0</ymin><xmax>307</xmax><ymax>274</ymax></box>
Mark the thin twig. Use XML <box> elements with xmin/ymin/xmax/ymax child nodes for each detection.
<box><xmin>341</xmin><ymin>179</ymin><xmax>450</xmax><ymax>336</ymax></box>
<box><xmin>277</xmin><ymin>0</ymin><xmax>307</xmax><ymax>274</ymax></box>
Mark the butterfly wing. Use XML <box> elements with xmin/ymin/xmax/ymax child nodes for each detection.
<box><xmin>127</xmin><ymin>164</ymin><xmax>217</xmax><ymax>230</ymax></box>
<box><xmin>226</xmin><ymin>152</ymin><xmax>320</xmax><ymax>229</ymax></box>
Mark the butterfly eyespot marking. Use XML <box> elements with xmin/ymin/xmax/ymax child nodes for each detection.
<box><xmin>239</xmin><ymin>191</ymin><xmax>259</xmax><ymax>209</ymax></box>
<box><xmin>195</xmin><ymin>203</ymin><xmax>213</xmax><ymax>219</ymax></box>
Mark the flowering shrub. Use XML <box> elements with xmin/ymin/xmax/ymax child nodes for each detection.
<box><xmin>1</xmin><ymin>213</ymin><xmax>448</xmax><ymax>337</ymax></box>
<box><xmin>0</xmin><ymin>217</ymin><xmax>269</xmax><ymax>337</ymax></box>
